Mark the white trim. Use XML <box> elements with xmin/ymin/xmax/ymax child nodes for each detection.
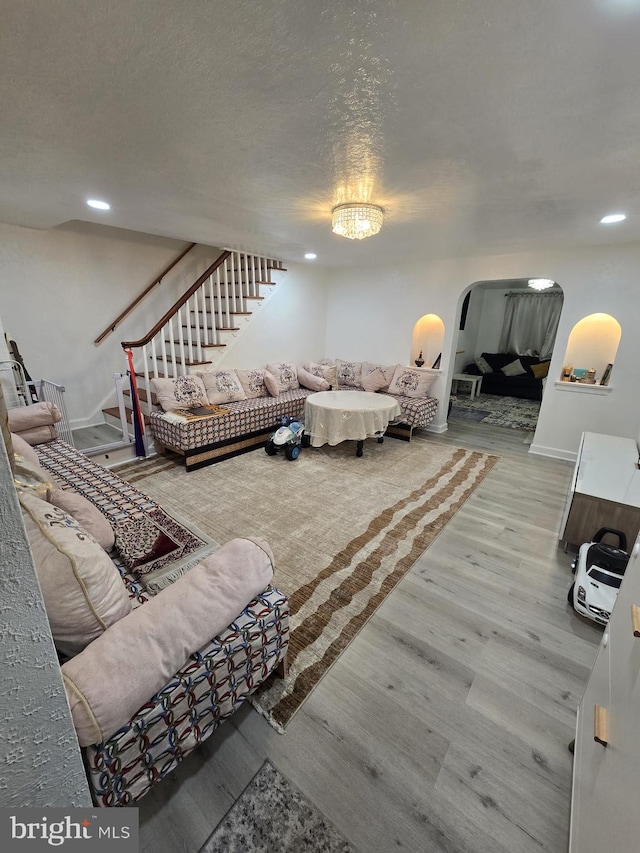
<box><xmin>528</xmin><ymin>443</ymin><xmax>577</xmax><ymax>462</ymax></box>
<box><xmin>553</xmin><ymin>380</ymin><xmax>613</xmax><ymax>395</ymax></box>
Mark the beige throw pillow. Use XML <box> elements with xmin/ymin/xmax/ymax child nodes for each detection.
<box><xmin>263</xmin><ymin>371</ymin><xmax>280</xmax><ymax>397</ymax></box>
<box><xmin>19</xmin><ymin>490</ymin><xmax>132</xmax><ymax>657</ymax></box>
<box><xmin>265</xmin><ymin>362</ymin><xmax>299</xmax><ymax>392</ymax></box>
<box><xmin>361</xmin><ymin>367</ymin><xmax>389</xmax><ymax>393</ymax></box>
<box><xmin>501</xmin><ymin>358</ymin><xmax>526</xmax><ymax>377</ymax></box>
<box><xmin>361</xmin><ymin>362</ymin><xmax>395</xmax><ymax>391</ymax></box>
<box><xmin>235</xmin><ymin>368</ymin><xmax>269</xmax><ymax>399</ymax></box>
<box><xmin>197</xmin><ymin>370</ymin><xmax>247</xmax><ymax>404</ymax></box>
<box><xmin>152</xmin><ymin>375</ymin><xmax>209</xmax><ymax>412</ymax></box>
<box><xmin>387</xmin><ymin>366</ymin><xmax>436</xmax><ymax>398</ymax></box>
<box><xmin>297</xmin><ymin>366</ymin><xmax>330</xmax><ymax>392</ymax></box>
<box><xmin>306</xmin><ymin>362</ymin><xmax>337</xmax><ymax>388</ymax></box>
<box><xmin>47</xmin><ymin>487</ymin><xmax>115</xmax><ymax>551</ymax></box>
<box><xmin>335</xmin><ymin>360</ymin><xmax>363</xmax><ymax>388</ymax></box>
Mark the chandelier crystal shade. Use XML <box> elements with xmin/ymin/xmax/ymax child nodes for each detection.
<box><xmin>528</xmin><ymin>278</ymin><xmax>555</xmax><ymax>291</ymax></box>
<box><xmin>331</xmin><ymin>203</ymin><xmax>384</xmax><ymax>240</ymax></box>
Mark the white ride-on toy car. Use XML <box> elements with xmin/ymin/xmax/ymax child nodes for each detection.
<box><xmin>567</xmin><ymin>527</ymin><xmax>630</xmax><ymax>626</ymax></box>
<box><xmin>265</xmin><ymin>416</ymin><xmax>309</xmax><ymax>461</ymax></box>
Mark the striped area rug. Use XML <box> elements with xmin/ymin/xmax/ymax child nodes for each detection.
<box><xmin>115</xmin><ymin>437</ymin><xmax>497</xmax><ymax>731</ymax></box>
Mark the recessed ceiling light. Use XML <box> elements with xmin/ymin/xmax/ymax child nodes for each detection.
<box><xmin>600</xmin><ymin>213</ymin><xmax>626</xmax><ymax>224</ymax></box>
<box><xmin>304</xmin><ymin>252</ymin><xmax>317</xmax><ymax>260</ymax></box>
<box><xmin>86</xmin><ymin>199</ymin><xmax>111</xmax><ymax>210</ymax></box>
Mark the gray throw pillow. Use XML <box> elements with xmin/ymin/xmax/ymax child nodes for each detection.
<box><xmin>474</xmin><ymin>356</ymin><xmax>493</xmax><ymax>374</ymax></box>
<box><xmin>501</xmin><ymin>358</ymin><xmax>527</xmax><ymax>377</ymax></box>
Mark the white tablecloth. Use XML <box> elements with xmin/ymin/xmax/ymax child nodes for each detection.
<box><xmin>304</xmin><ymin>390</ymin><xmax>402</xmax><ymax>448</ymax></box>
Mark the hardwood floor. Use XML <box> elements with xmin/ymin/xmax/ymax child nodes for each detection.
<box><xmin>137</xmin><ymin>421</ymin><xmax>602</xmax><ymax>853</ymax></box>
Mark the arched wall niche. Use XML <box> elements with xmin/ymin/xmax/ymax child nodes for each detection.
<box><xmin>411</xmin><ymin>313</ymin><xmax>444</xmax><ymax>368</ymax></box>
<box><xmin>561</xmin><ymin>313</ymin><xmax>621</xmax><ymax>384</ymax></box>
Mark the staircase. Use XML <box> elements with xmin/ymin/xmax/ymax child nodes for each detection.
<box><xmin>103</xmin><ymin>248</ymin><xmax>286</xmax><ymax>438</ymax></box>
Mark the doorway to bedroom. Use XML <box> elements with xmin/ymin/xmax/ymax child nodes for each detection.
<box><xmin>448</xmin><ymin>278</ymin><xmax>564</xmax><ymax>440</ymax></box>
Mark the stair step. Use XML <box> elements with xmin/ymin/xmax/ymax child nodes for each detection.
<box><xmin>103</xmin><ymin>406</ymin><xmax>151</xmax><ymax>426</ymax></box>
<box><xmin>177</xmin><ymin>325</ymin><xmax>242</xmax><ymax>331</ymax></box>
<box><xmin>154</xmin><ymin>355</ymin><xmax>213</xmax><ymax>366</ymax></box>
<box><xmin>123</xmin><ymin>387</ymin><xmax>158</xmax><ymax>405</ymax></box>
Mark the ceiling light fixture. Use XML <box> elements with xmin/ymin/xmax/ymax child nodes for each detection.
<box><xmin>86</xmin><ymin>199</ymin><xmax>111</xmax><ymax>210</ymax></box>
<box><xmin>304</xmin><ymin>252</ymin><xmax>317</xmax><ymax>260</ymax></box>
<box><xmin>331</xmin><ymin>203</ymin><xmax>384</xmax><ymax>240</ymax></box>
<box><xmin>600</xmin><ymin>213</ymin><xmax>626</xmax><ymax>224</ymax></box>
<box><xmin>528</xmin><ymin>278</ymin><xmax>555</xmax><ymax>291</ymax></box>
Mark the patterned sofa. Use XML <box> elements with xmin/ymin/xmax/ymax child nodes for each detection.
<box><xmin>149</xmin><ymin>359</ymin><xmax>440</xmax><ymax>470</ymax></box>
<box><xmin>9</xmin><ymin>412</ymin><xmax>290</xmax><ymax>806</ymax></box>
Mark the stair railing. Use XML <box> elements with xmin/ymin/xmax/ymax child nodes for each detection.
<box><xmin>94</xmin><ymin>242</ymin><xmax>197</xmax><ymax>346</ymax></box>
<box><xmin>121</xmin><ymin>250</ymin><xmax>282</xmax><ymax>405</ymax></box>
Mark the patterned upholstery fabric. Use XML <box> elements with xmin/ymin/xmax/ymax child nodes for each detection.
<box><xmin>86</xmin><ymin>587</ymin><xmax>289</xmax><ymax>805</ymax></box>
<box><xmin>385</xmin><ymin>393</ymin><xmax>439</xmax><ymax>429</ymax></box>
<box><xmin>150</xmin><ymin>387</ymin><xmax>314</xmax><ymax>452</ymax></box>
<box><xmin>33</xmin><ymin>440</ymin><xmax>290</xmax><ymax>804</ymax></box>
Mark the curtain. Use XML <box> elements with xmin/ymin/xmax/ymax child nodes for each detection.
<box><xmin>498</xmin><ymin>291</ymin><xmax>563</xmax><ymax>359</ymax></box>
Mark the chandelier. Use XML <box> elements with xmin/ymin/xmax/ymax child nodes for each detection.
<box><xmin>528</xmin><ymin>278</ymin><xmax>555</xmax><ymax>291</ymax></box>
<box><xmin>331</xmin><ymin>203</ymin><xmax>384</xmax><ymax>240</ymax></box>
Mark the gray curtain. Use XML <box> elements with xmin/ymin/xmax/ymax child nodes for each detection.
<box><xmin>498</xmin><ymin>291</ymin><xmax>563</xmax><ymax>359</ymax></box>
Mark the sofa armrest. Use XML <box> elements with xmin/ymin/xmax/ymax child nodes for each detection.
<box><xmin>62</xmin><ymin>536</ymin><xmax>275</xmax><ymax>746</ymax></box>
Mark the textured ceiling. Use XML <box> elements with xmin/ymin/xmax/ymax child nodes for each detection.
<box><xmin>2</xmin><ymin>0</ymin><xmax>640</xmax><ymax>267</ymax></box>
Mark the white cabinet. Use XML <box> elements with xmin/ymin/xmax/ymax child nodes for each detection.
<box><xmin>560</xmin><ymin>432</ymin><xmax>640</xmax><ymax>550</ymax></box>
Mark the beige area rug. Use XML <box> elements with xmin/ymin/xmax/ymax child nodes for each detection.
<box><xmin>115</xmin><ymin>437</ymin><xmax>498</xmax><ymax>730</ymax></box>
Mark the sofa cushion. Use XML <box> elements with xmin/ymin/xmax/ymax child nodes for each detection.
<box><xmin>7</xmin><ymin>400</ymin><xmax>61</xmax><ymax>436</ymax></box>
<box><xmin>306</xmin><ymin>362</ymin><xmax>337</xmax><ymax>387</ymax></box>
<box><xmin>263</xmin><ymin>371</ymin><xmax>281</xmax><ymax>397</ymax></box>
<box><xmin>265</xmin><ymin>362</ymin><xmax>299</xmax><ymax>392</ymax></box>
<box><xmin>388</xmin><ymin>366</ymin><xmax>436</xmax><ymax>398</ymax></box>
<box><xmin>531</xmin><ymin>360</ymin><xmax>550</xmax><ymax>379</ymax></box>
<box><xmin>361</xmin><ymin>367</ymin><xmax>389</xmax><ymax>393</ymax></box>
<box><xmin>153</xmin><ymin>375</ymin><xmax>209</xmax><ymax>412</ymax></box>
<box><xmin>197</xmin><ymin>369</ymin><xmax>247</xmax><ymax>405</ymax></box>
<box><xmin>47</xmin><ymin>487</ymin><xmax>115</xmax><ymax>551</ymax></box>
<box><xmin>19</xmin><ymin>490</ymin><xmax>132</xmax><ymax>657</ymax></box>
<box><xmin>474</xmin><ymin>356</ymin><xmax>493</xmax><ymax>374</ymax></box>
<box><xmin>361</xmin><ymin>362</ymin><xmax>396</xmax><ymax>390</ymax></box>
<box><xmin>62</xmin><ymin>536</ymin><xmax>275</xmax><ymax>746</ymax></box>
<box><xmin>501</xmin><ymin>358</ymin><xmax>527</xmax><ymax>377</ymax></box>
<box><xmin>11</xmin><ymin>431</ymin><xmax>41</xmax><ymax>467</ymax></box>
<box><xmin>297</xmin><ymin>366</ymin><xmax>330</xmax><ymax>392</ymax></box>
<box><xmin>235</xmin><ymin>368</ymin><xmax>269</xmax><ymax>399</ymax></box>
<box><xmin>335</xmin><ymin>359</ymin><xmax>362</xmax><ymax>388</ymax></box>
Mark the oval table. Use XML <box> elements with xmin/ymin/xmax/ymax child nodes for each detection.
<box><xmin>304</xmin><ymin>390</ymin><xmax>402</xmax><ymax>457</ymax></box>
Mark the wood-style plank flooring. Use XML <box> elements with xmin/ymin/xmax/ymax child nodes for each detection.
<box><xmin>137</xmin><ymin>421</ymin><xmax>602</xmax><ymax>853</ymax></box>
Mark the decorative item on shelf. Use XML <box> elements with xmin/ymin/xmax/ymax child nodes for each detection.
<box><xmin>586</xmin><ymin>368</ymin><xmax>597</xmax><ymax>384</ymax></box>
<box><xmin>331</xmin><ymin>203</ymin><xmax>384</xmax><ymax>240</ymax></box>
<box><xmin>561</xmin><ymin>365</ymin><xmax>572</xmax><ymax>381</ymax></box>
<box><xmin>431</xmin><ymin>353</ymin><xmax>441</xmax><ymax>369</ymax></box>
<box><xmin>572</xmin><ymin>368</ymin><xmax>588</xmax><ymax>382</ymax></box>
<box><xmin>600</xmin><ymin>363</ymin><xmax>613</xmax><ymax>386</ymax></box>
<box><xmin>414</xmin><ymin>350</ymin><xmax>425</xmax><ymax>367</ymax></box>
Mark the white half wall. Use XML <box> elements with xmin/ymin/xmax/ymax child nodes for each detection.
<box><xmin>325</xmin><ymin>245</ymin><xmax>640</xmax><ymax>456</ymax></box>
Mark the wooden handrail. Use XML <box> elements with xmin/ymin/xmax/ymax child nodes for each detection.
<box><xmin>121</xmin><ymin>250</ymin><xmax>231</xmax><ymax>349</ymax></box>
<box><xmin>94</xmin><ymin>242</ymin><xmax>197</xmax><ymax>345</ymax></box>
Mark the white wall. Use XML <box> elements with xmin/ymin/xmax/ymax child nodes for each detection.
<box><xmin>474</xmin><ymin>287</ymin><xmax>510</xmax><ymax>354</ymax></box>
<box><xmin>212</xmin><ymin>262</ymin><xmax>329</xmax><ymax>370</ymax></box>
<box><xmin>0</xmin><ymin>222</ymin><xmax>329</xmax><ymax>426</ymax></box>
<box><xmin>0</xmin><ymin>222</ymin><xmax>225</xmax><ymax>425</ymax></box>
<box><xmin>325</xmin><ymin>244</ymin><xmax>640</xmax><ymax>458</ymax></box>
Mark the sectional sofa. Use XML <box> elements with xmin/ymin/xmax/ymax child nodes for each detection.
<box><xmin>8</xmin><ymin>401</ymin><xmax>290</xmax><ymax>805</ymax></box>
<box><xmin>149</xmin><ymin>358</ymin><xmax>440</xmax><ymax>470</ymax></box>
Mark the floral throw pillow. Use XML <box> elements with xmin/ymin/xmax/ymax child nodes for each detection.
<box><xmin>387</xmin><ymin>366</ymin><xmax>436</xmax><ymax>398</ymax></box>
<box><xmin>235</xmin><ymin>368</ymin><xmax>269</xmax><ymax>399</ymax></box>
<box><xmin>152</xmin><ymin>375</ymin><xmax>209</xmax><ymax>412</ymax></box>
<box><xmin>335</xmin><ymin>359</ymin><xmax>363</xmax><ymax>388</ymax></box>
<box><xmin>197</xmin><ymin>370</ymin><xmax>247</xmax><ymax>405</ymax></box>
<box><xmin>265</xmin><ymin>362</ymin><xmax>299</xmax><ymax>392</ymax></box>
<box><xmin>306</xmin><ymin>362</ymin><xmax>337</xmax><ymax>388</ymax></box>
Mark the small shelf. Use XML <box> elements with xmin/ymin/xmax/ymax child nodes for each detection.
<box><xmin>554</xmin><ymin>381</ymin><xmax>613</xmax><ymax>395</ymax></box>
